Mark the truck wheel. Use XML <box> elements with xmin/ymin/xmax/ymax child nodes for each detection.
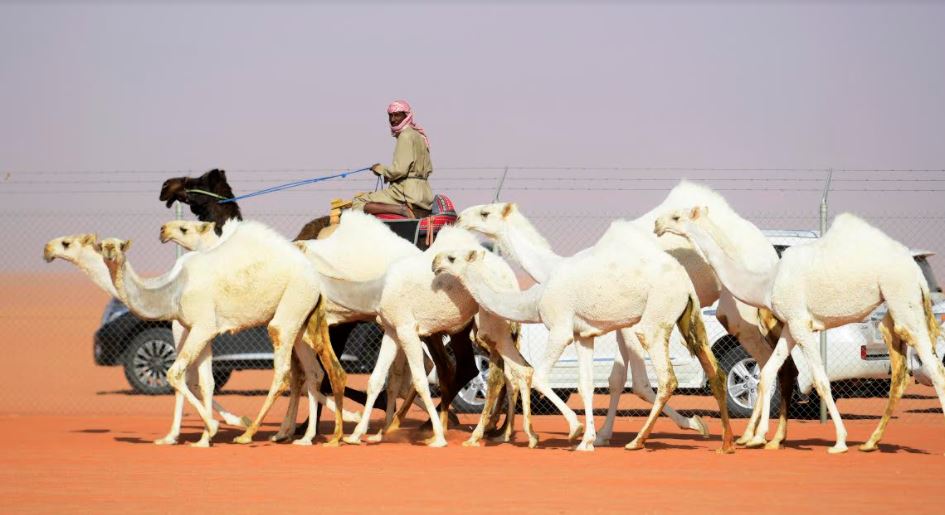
<box><xmin>122</xmin><ymin>327</ymin><xmax>176</xmax><ymax>395</ymax></box>
<box><xmin>718</xmin><ymin>345</ymin><xmax>780</xmax><ymax>419</ymax></box>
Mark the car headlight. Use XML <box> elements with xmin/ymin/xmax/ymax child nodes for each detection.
<box><xmin>101</xmin><ymin>298</ymin><xmax>129</xmax><ymax>325</ymax></box>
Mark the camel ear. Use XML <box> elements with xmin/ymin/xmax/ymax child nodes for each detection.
<box><xmin>92</xmin><ymin>241</ymin><xmax>103</xmax><ymax>253</ymax></box>
<box><xmin>121</xmin><ymin>240</ymin><xmax>132</xmax><ymax>252</ymax></box>
<box><xmin>465</xmin><ymin>249</ymin><xmax>483</xmax><ymax>262</ymax></box>
<box><xmin>690</xmin><ymin>206</ymin><xmax>705</xmax><ymax>220</ymax></box>
<box><xmin>199</xmin><ymin>222</ymin><xmax>214</xmax><ymax>234</ymax></box>
<box><xmin>501</xmin><ymin>203</ymin><xmax>516</xmax><ymax>219</ymax></box>
<box><xmin>80</xmin><ymin>233</ymin><xmax>98</xmax><ymax>246</ymax></box>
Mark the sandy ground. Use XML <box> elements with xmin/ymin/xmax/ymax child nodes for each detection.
<box><xmin>3</xmin><ymin>274</ymin><xmax>945</xmax><ymax>513</ymax></box>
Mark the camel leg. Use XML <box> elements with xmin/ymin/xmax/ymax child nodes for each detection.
<box><xmin>233</xmin><ymin>323</ymin><xmax>300</xmax><ymax>444</ymax></box>
<box><xmin>794</xmin><ymin>326</ymin><xmax>848</xmax><ymax>454</ymax></box>
<box><xmin>465</xmin><ymin>352</ymin><xmax>508</xmax><ymax>447</ymax></box>
<box><xmin>745</xmin><ymin>334</ymin><xmax>794</xmax><ymax>448</ymax></box>
<box><xmin>191</xmin><ymin>345</ymin><xmax>216</xmax><ymax>448</ymax></box>
<box><xmin>626</xmin><ymin>326</ymin><xmax>675</xmax><ymax>451</ymax></box>
<box><xmin>767</xmin><ymin>358</ymin><xmax>798</xmax><ymax>450</ymax></box>
<box><xmin>345</xmin><ymin>332</ymin><xmax>399</xmax><ymax>445</ymax></box>
<box><xmin>532</xmin><ymin>325</ymin><xmax>583</xmax><ymax>440</ymax></box>
<box><xmin>491</xmin><ymin>367</ymin><xmax>520</xmax><ymax>444</ymax></box>
<box><xmin>309</xmin><ymin>309</ymin><xmax>347</xmax><ymax>447</ymax></box>
<box><xmin>494</xmin><ymin>330</ymin><xmax>538</xmax><ymax>449</ymax></box>
<box><xmin>291</xmin><ymin>342</ymin><xmax>324</xmax><ymax>446</ymax></box>
<box><xmin>426</xmin><ymin>337</ymin><xmax>455</xmax><ymax>430</ymax></box>
<box><xmin>396</xmin><ymin>327</ymin><xmax>447</xmax><ymax>447</ymax></box>
<box><xmin>155</xmin><ymin>326</ymin><xmax>190</xmax><ymax>445</ymax></box>
<box><xmin>574</xmin><ymin>336</ymin><xmax>597</xmax><ymax>451</ymax></box>
<box><xmin>165</xmin><ymin>324</ymin><xmax>219</xmax><ymax>442</ymax></box>
<box><xmin>369</xmin><ymin>351</ymin><xmax>407</xmax><ymax>443</ymax></box>
<box><xmin>689</xmin><ymin>327</ymin><xmax>735</xmax><ymax>454</ymax></box>
<box><xmin>597</xmin><ymin>332</ymin><xmax>629</xmax><ymax>446</ymax></box>
<box><xmin>861</xmin><ymin>313</ymin><xmax>906</xmax><ymax>451</ymax></box>
<box><xmin>272</xmin><ymin>352</ymin><xmax>306</xmax><ymax>443</ymax></box>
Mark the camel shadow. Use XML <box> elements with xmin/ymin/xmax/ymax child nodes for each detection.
<box><xmin>71</xmin><ymin>428</ymin><xmax>110</xmax><ymax>434</ymax></box>
<box><xmin>776</xmin><ymin>437</ymin><xmax>930</xmax><ymax>454</ymax></box>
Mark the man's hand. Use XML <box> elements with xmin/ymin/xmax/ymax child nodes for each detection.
<box><xmin>370</xmin><ymin>163</ymin><xmax>383</xmax><ymax>176</ymax></box>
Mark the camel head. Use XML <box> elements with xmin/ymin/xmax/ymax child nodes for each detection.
<box><xmin>654</xmin><ymin>206</ymin><xmax>709</xmax><ymax>238</ymax></box>
<box><xmin>43</xmin><ymin>233</ymin><xmax>98</xmax><ymax>264</ymax></box>
<box><xmin>95</xmin><ymin>238</ymin><xmax>132</xmax><ymax>264</ymax></box>
<box><xmin>432</xmin><ymin>248</ymin><xmax>485</xmax><ymax>277</ymax></box>
<box><xmin>160</xmin><ymin>220</ymin><xmax>215</xmax><ymax>251</ymax></box>
<box><xmin>159</xmin><ymin>169</ymin><xmax>241</xmax><ymax>231</ymax></box>
<box><xmin>455</xmin><ymin>202</ymin><xmax>518</xmax><ymax>238</ymax></box>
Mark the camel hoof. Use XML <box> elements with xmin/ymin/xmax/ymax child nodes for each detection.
<box><xmin>594</xmin><ymin>436</ymin><xmax>611</xmax><ymax>447</ymax></box>
<box><xmin>189</xmin><ymin>439</ymin><xmax>211</xmax><ymax>448</ymax></box>
<box><xmin>322</xmin><ymin>438</ymin><xmax>342</xmax><ymax>448</ymax></box>
<box><xmin>367</xmin><ymin>432</ymin><xmax>385</xmax><ymax>444</ymax></box>
<box><xmin>270</xmin><ymin>433</ymin><xmax>291</xmax><ymax>443</ymax></box>
<box><xmin>745</xmin><ymin>436</ymin><xmax>767</xmax><ymax>448</ymax></box>
<box><xmin>462</xmin><ymin>438</ymin><xmax>482</xmax><ymax>447</ymax></box>
<box><xmin>575</xmin><ymin>441</ymin><xmax>595</xmax><ymax>452</ymax></box>
<box><xmin>238</xmin><ymin>416</ymin><xmax>252</xmax><ymax>428</ymax></box>
<box><xmin>568</xmin><ymin>423</ymin><xmax>584</xmax><ymax>441</ymax></box>
<box><xmin>828</xmin><ymin>444</ymin><xmax>848</xmax><ymax>454</ymax></box>
<box><xmin>764</xmin><ymin>440</ymin><xmax>782</xmax><ymax>451</ymax></box>
<box><xmin>624</xmin><ymin>440</ymin><xmax>645</xmax><ymax>451</ymax></box>
<box><xmin>426</xmin><ymin>437</ymin><xmax>448</xmax><ymax>448</ymax></box>
<box><xmin>858</xmin><ymin>443</ymin><xmax>878</xmax><ymax>453</ymax></box>
<box><xmin>232</xmin><ymin>434</ymin><xmax>253</xmax><ymax>445</ymax></box>
<box><xmin>342</xmin><ymin>435</ymin><xmax>362</xmax><ymax>446</ymax></box>
<box><xmin>735</xmin><ymin>434</ymin><xmax>753</xmax><ymax>446</ymax></box>
<box><xmin>690</xmin><ymin>415</ymin><xmax>710</xmax><ymax>438</ymax></box>
<box><xmin>528</xmin><ymin>435</ymin><xmax>539</xmax><ymax>449</ymax></box>
<box><xmin>206</xmin><ymin>420</ymin><xmax>220</xmax><ymax>438</ymax></box>
<box><xmin>716</xmin><ymin>446</ymin><xmax>736</xmax><ymax>455</ymax></box>
<box><xmin>153</xmin><ymin>436</ymin><xmax>179</xmax><ymax>446</ymax></box>
<box><xmin>292</xmin><ymin>439</ymin><xmax>313</xmax><ymax>446</ymax></box>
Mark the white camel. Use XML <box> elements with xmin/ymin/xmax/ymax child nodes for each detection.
<box><xmin>338</xmin><ymin>226</ymin><xmax>566</xmax><ymax>448</ymax></box>
<box><xmin>457</xmin><ymin>202</ymin><xmax>709</xmax><ymax>444</ymax></box>
<box><xmin>458</xmin><ymin>181</ymin><xmax>790</xmax><ymax>448</ymax></box>
<box><xmin>43</xmin><ymin>233</ymin><xmax>251</xmax><ymax>443</ymax></box>
<box><xmin>656</xmin><ymin>207</ymin><xmax>945</xmax><ymax>453</ymax></box>
<box><xmin>434</xmin><ymin>221</ymin><xmax>735</xmax><ymax>452</ymax></box>
<box><xmin>159</xmin><ymin>219</ymin><xmax>362</xmax><ymax>444</ymax></box>
<box><xmin>97</xmin><ymin>219</ymin><xmax>347</xmax><ymax>447</ymax></box>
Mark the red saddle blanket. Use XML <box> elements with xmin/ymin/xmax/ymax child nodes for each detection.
<box><xmin>373</xmin><ymin>194</ymin><xmax>457</xmax><ymax>233</ymax></box>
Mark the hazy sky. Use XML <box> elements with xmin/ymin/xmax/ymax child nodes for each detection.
<box><xmin>2</xmin><ymin>1</ymin><xmax>944</xmax><ymax>273</ymax></box>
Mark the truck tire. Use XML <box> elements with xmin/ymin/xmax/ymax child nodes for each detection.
<box><xmin>718</xmin><ymin>344</ymin><xmax>780</xmax><ymax>419</ymax></box>
<box><xmin>122</xmin><ymin>327</ymin><xmax>176</xmax><ymax>395</ymax></box>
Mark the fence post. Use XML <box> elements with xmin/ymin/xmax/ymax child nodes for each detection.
<box><xmin>175</xmin><ymin>201</ymin><xmax>183</xmax><ymax>259</ymax></box>
<box><xmin>819</xmin><ymin>169</ymin><xmax>833</xmax><ymax>423</ymax></box>
<box><xmin>494</xmin><ymin>166</ymin><xmax>510</xmax><ymax>202</ymax></box>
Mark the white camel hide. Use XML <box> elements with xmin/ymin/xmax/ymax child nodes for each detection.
<box><xmin>434</xmin><ymin>221</ymin><xmax>735</xmax><ymax>452</ymax></box>
<box><xmin>98</xmin><ymin>220</ymin><xmax>346</xmax><ymax>447</ymax></box>
<box><xmin>657</xmin><ymin>207</ymin><xmax>945</xmax><ymax>453</ymax></box>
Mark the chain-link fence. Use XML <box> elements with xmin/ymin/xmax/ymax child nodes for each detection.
<box><xmin>2</xmin><ymin>169</ymin><xmax>943</xmax><ymax>428</ymax></box>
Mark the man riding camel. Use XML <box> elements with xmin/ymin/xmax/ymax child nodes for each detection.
<box><xmin>352</xmin><ymin>100</ymin><xmax>434</xmax><ymax>218</ymax></box>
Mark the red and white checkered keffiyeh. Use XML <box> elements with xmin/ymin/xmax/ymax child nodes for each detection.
<box><xmin>388</xmin><ymin>100</ymin><xmax>429</xmax><ymax>148</ymax></box>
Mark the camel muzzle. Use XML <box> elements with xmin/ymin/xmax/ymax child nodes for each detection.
<box><xmin>43</xmin><ymin>246</ymin><xmax>55</xmax><ymax>263</ymax></box>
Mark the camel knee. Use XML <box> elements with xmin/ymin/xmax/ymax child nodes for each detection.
<box><xmin>167</xmin><ymin>364</ymin><xmax>187</xmax><ymax>388</ymax></box>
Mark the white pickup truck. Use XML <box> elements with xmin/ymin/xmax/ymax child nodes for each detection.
<box><xmin>509</xmin><ymin>229</ymin><xmax>945</xmax><ymax>418</ymax></box>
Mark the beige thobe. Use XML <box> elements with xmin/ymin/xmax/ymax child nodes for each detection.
<box><xmin>352</xmin><ymin>126</ymin><xmax>434</xmax><ymax>210</ymax></box>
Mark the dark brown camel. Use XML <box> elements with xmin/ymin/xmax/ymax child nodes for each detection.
<box><xmin>159</xmin><ymin>168</ymin><xmax>486</xmax><ymax>436</ymax></box>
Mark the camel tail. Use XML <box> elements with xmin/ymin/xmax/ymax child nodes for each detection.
<box><xmin>757</xmin><ymin>307</ymin><xmax>784</xmax><ymax>348</ymax></box>
<box><xmin>922</xmin><ymin>287</ymin><xmax>941</xmax><ymax>348</ymax></box>
<box><xmin>676</xmin><ymin>294</ymin><xmax>709</xmax><ymax>357</ymax></box>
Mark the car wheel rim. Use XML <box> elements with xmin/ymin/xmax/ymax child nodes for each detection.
<box><xmin>727</xmin><ymin>357</ymin><xmax>760</xmax><ymax>410</ymax></box>
<box><xmin>133</xmin><ymin>339</ymin><xmax>176</xmax><ymax>389</ymax></box>
<box><xmin>457</xmin><ymin>355</ymin><xmax>491</xmax><ymax>407</ymax></box>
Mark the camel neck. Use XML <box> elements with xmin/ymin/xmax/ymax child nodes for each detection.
<box><xmin>686</xmin><ymin>218</ymin><xmax>776</xmax><ymax>310</ymax></box>
<box><xmin>107</xmin><ymin>257</ymin><xmax>179</xmax><ymax>321</ymax></box>
<box><xmin>78</xmin><ymin>250</ymin><xmax>120</xmax><ymax>298</ymax></box>
<box><xmin>457</xmin><ymin>261</ymin><xmax>542</xmax><ymax>324</ymax></box>
<box><xmin>497</xmin><ymin>215</ymin><xmax>562</xmax><ymax>283</ymax></box>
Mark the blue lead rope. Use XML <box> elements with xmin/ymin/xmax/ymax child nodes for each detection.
<box><xmin>218</xmin><ymin>166</ymin><xmax>373</xmax><ymax>204</ymax></box>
